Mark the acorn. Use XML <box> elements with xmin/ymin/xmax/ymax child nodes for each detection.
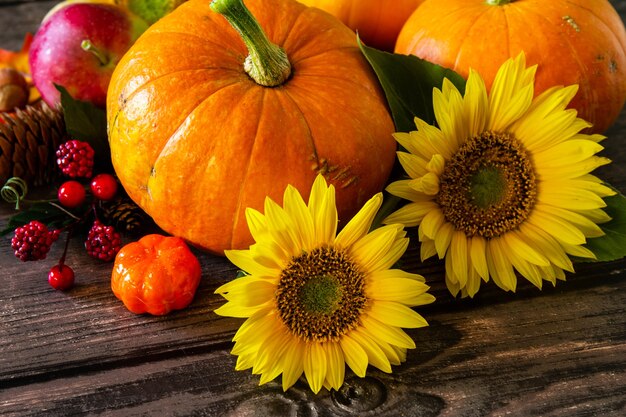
<box><xmin>0</xmin><ymin>68</ymin><xmax>29</xmax><ymax>112</ymax></box>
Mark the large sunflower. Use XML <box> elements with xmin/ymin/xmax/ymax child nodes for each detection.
<box><xmin>214</xmin><ymin>175</ymin><xmax>434</xmax><ymax>393</ymax></box>
<box><xmin>384</xmin><ymin>53</ymin><xmax>615</xmax><ymax>298</ymax></box>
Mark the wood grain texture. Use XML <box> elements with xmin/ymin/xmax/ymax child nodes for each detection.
<box><xmin>1</xmin><ymin>0</ymin><xmax>626</xmax><ymax>416</ymax></box>
<box><xmin>0</xmin><ymin>0</ymin><xmax>56</xmax><ymax>51</ymax></box>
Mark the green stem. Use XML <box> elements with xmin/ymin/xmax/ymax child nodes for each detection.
<box><xmin>48</xmin><ymin>202</ymin><xmax>82</xmax><ymax>221</ymax></box>
<box><xmin>81</xmin><ymin>39</ymin><xmax>110</xmax><ymax>66</ymax></box>
<box><xmin>486</xmin><ymin>0</ymin><xmax>514</xmax><ymax>4</ymax></box>
<box><xmin>1</xmin><ymin>177</ymin><xmax>28</xmax><ymax>209</ymax></box>
<box><xmin>210</xmin><ymin>0</ymin><xmax>291</xmax><ymax>87</ymax></box>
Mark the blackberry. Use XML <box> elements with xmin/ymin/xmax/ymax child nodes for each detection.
<box><xmin>85</xmin><ymin>220</ymin><xmax>122</xmax><ymax>262</ymax></box>
<box><xmin>11</xmin><ymin>220</ymin><xmax>60</xmax><ymax>261</ymax></box>
<box><xmin>56</xmin><ymin>140</ymin><xmax>95</xmax><ymax>178</ymax></box>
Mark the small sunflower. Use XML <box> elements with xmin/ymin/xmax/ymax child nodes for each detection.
<box><xmin>384</xmin><ymin>52</ymin><xmax>615</xmax><ymax>298</ymax></box>
<box><xmin>214</xmin><ymin>175</ymin><xmax>434</xmax><ymax>393</ymax></box>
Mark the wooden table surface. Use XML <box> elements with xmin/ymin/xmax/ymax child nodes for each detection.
<box><xmin>1</xmin><ymin>1</ymin><xmax>626</xmax><ymax>416</ymax></box>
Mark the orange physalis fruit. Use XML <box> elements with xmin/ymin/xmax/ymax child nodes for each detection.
<box><xmin>111</xmin><ymin>234</ymin><xmax>202</xmax><ymax>315</ymax></box>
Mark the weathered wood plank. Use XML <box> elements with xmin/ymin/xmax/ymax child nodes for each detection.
<box><xmin>0</xmin><ymin>271</ymin><xmax>624</xmax><ymax>416</ymax></box>
<box><xmin>0</xmin><ymin>1</ymin><xmax>56</xmax><ymax>51</ymax></box>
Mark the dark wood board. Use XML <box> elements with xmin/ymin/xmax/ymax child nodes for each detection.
<box><xmin>1</xmin><ymin>1</ymin><xmax>626</xmax><ymax>416</ymax></box>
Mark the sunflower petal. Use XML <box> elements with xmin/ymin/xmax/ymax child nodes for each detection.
<box><xmin>283</xmin><ymin>184</ymin><xmax>315</xmax><ymax>251</ymax></box>
<box><xmin>385</xmin><ymin>201</ymin><xmax>437</xmax><ymax>227</ymax></box>
<box><xmin>397</xmin><ymin>151</ymin><xmax>429</xmax><ymax>178</ymax></box>
<box><xmin>336</xmin><ymin>193</ymin><xmax>382</xmax><ymax>248</ymax></box>
<box><xmin>368</xmin><ymin>300</ymin><xmax>429</xmax><ymax>328</ymax></box>
<box><xmin>360</xmin><ymin>315</ymin><xmax>416</xmax><ymax>349</ymax></box>
<box><xmin>488</xmin><ymin>53</ymin><xmax>536</xmax><ymax>131</ymax></box>
<box><xmin>340</xmin><ymin>335</ymin><xmax>368</xmax><ymax>377</ymax></box>
<box><xmin>304</xmin><ymin>342</ymin><xmax>327</xmax><ymax>394</ymax></box>
<box><xmin>324</xmin><ymin>342</ymin><xmax>345</xmax><ymax>390</ymax></box>
<box><xmin>282</xmin><ymin>338</ymin><xmax>305</xmax><ymax>391</ymax></box>
<box><xmin>367</xmin><ymin>277</ymin><xmax>432</xmax><ymax>305</ymax></box>
<box><xmin>434</xmin><ymin>222</ymin><xmax>454</xmax><ymax>258</ymax></box>
<box><xmin>225</xmin><ymin>249</ymin><xmax>279</xmax><ymax>276</ymax></box>
<box><xmin>469</xmin><ymin>236</ymin><xmax>489</xmax><ymax>281</ymax></box>
<box><xmin>487</xmin><ymin>238</ymin><xmax>517</xmax><ymax>292</ymax></box>
<box><xmin>350</xmin><ymin>224</ymin><xmax>403</xmax><ymax>273</ymax></box>
<box><xmin>465</xmin><ymin>68</ymin><xmax>488</xmax><ymax>136</ymax></box>
<box><xmin>350</xmin><ymin>330</ymin><xmax>392</xmax><ymax>373</ymax></box>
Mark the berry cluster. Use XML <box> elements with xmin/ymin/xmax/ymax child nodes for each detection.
<box><xmin>10</xmin><ymin>140</ymin><xmax>124</xmax><ymax>291</ymax></box>
<box><xmin>11</xmin><ymin>221</ymin><xmax>60</xmax><ymax>261</ymax></box>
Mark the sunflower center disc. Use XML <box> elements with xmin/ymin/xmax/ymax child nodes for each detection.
<box><xmin>276</xmin><ymin>246</ymin><xmax>367</xmax><ymax>342</ymax></box>
<box><xmin>436</xmin><ymin>131</ymin><xmax>537</xmax><ymax>238</ymax></box>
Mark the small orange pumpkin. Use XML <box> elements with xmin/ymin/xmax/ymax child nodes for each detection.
<box><xmin>107</xmin><ymin>0</ymin><xmax>396</xmax><ymax>254</ymax></box>
<box><xmin>111</xmin><ymin>234</ymin><xmax>202</xmax><ymax>315</ymax></box>
<box><xmin>297</xmin><ymin>0</ymin><xmax>423</xmax><ymax>52</ymax></box>
<box><xmin>396</xmin><ymin>0</ymin><xmax>626</xmax><ymax>134</ymax></box>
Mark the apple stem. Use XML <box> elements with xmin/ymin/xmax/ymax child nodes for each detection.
<box><xmin>81</xmin><ymin>39</ymin><xmax>110</xmax><ymax>66</ymax></box>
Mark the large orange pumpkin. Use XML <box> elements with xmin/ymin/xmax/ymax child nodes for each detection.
<box><xmin>107</xmin><ymin>0</ymin><xmax>396</xmax><ymax>254</ymax></box>
<box><xmin>396</xmin><ymin>0</ymin><xmax>626</xmax><ymax>134</ymax></box>
<box><xmin>298</xmin><ymin>0</ymin><xmax>423</xmax><ymax>51</ymax></box>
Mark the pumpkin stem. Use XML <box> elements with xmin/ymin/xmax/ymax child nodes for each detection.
<box><xmin>210</xmin><ymin>0</ymin><xmax>291</xmax><ymax>87</ymax></box>
<box><xmin>486</xmin><ymin>0</ymin><xmax>514</xmax><ymax>4</ymax></box>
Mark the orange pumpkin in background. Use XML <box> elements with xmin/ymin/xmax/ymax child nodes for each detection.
<box><xmin>298</xmin><ymin>0</ymin><xmax>424</xmax><ymax>51</ymax></box>
<box><xmin>396</xmin><ymin>0</ymin><xmax>626</xmax><ymax>134</ymax></box>
<box><xmin>107</xmin><ymin>0</ymin><xmax>396</xmax><ymax>255</ymax></box>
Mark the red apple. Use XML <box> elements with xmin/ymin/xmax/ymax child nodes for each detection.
<box><xmin>28</xmin><ymin>3</ymin><xmax>147</xmax><ymax>108</ymax></box>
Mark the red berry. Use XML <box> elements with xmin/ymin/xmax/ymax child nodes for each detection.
<box><xmin>85</xmin><ymin>220</ymin><xmax>122</xmax><ymax>262</ymax></box>
<box><xmin>58</xmin><ymin>180</ymin><xmax>86</xmax><ymax>208</ymax></box>
<box><xmin>90</xmin><ymin>174</ymin><xmax>118</xmax><ymax>201</ymax></box>
<box><xmin>48</xmin><ymin>264</ymin><xmax>75</xmax><ymax>291</ymax></box>
<box><xmin>11</xmin><ymin>221</ymin><xmax>60</xmax><ymax>261</ymax></box>
<box><xmin>56</xmin><ymin>140</ymin><xmax>95</xmax><ymax>178</ymax></box>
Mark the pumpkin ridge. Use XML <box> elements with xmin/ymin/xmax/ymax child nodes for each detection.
<box><xmin>501</xmin><ymin>4</ymin><xmax>511</xmax><ymax>63</ymax></box>
<box><xmin>115</xmin><ymin>69</ymin><xmax>242</xmax><ymax>118</ymax></box>
<box><xmin>453</xmin><ymin>6</ymin><xmax>502</xmax><ymax>71</ymax></box>
<box><xmin>142</xmin><ymin>80</ymin><xmax>246</xmax><ymax>209</ymax></box>
<box><xmin>229</xmin><ymin>87</ymin><xmax>268</xmax><ymax>250</ymax></box>
<box><xmin>149</xmin><ymin>80</ymin><xmax>247</xmax><ymax>169</ymax></box>
<box><xmin>292</xmin><ymin>45</ymin><xmax>362</xmax><ymax>66</ymax></box>
<box><xmin>563</xmin><ymin>1</ymin><xmax>626</xmax><ymax>53</ymax></box>
<box><xmin>291</xmin><ymin>66</ymin><xmax>380</xmax><ymax>92</ymax></box>
<box><xmin>277</xmin><ymin>5</ymin><xmax>312</xmax><ymax>52</ymax></box>
<box><xmin>146</xmin><ymin>30</ymin><xmax>247</xmax><ymax>55</ymax></box>
<box><xmin>519</xmin><ymin>6</ymin><xmax>593</xmax><ymax>120</ymax></box>
<box><xmin>280</xmin><ymin>87</ymin><xmax>319</xmax><ymax>162</ymax></box>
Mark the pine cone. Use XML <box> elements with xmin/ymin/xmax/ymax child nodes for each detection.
<box><xmin>101</xmin><ymin>197</ymin><xmax>151</xmax><ymax>235</ymax></box>
<box><xmin>0</xmin><ymin>102</ymin><xmax>68</xmax><ymax>187</ymax></box>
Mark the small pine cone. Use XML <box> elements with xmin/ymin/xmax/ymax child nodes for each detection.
<box><xmin>56</xmin><ymin>140</ymin><xmax>95</xmax><ymax>178</ymax></box>
<box><xmin>0</xmin><ymin>102</ymin><xmax>68</xmax><ymax>186</ymax></box>
<box><xmin>101</xmin><ymin>197</ymin><xmax>149</xmax><ymax>234</ymax></box>
<box><xmin>11</xmin><ymin>220</ymin><xmax>60</xmax><ymax>261</ymax></box>
<box><xmin>85</xmin><ymin>220</ymin><xmax>122</xmax><ymax>262</ymax></box>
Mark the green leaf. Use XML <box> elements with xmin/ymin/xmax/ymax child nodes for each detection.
<box><xmin>358</xmin><ymin>39</ymin><xmax>466</xmax><ymax>132</ymax></box>
<box><xmin>55</xmin><ymin>84</ymin><xmax>111</xmax><ymax>172</ymax></box>
<box><xmin>0</xmin><ymin>202</ymin><xmax>76</xmax><ymax>236</ymax></box>
<box><xmin>235</xmin><ymin>270</ymin><xmax>251</xmax><ymax>278</ymax></box>
<box><xmin>582</xmin><ymin>190</ymin><xmax>626</xmax><ymax>262</ymax></box>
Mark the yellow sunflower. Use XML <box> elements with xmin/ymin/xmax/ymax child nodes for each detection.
<box><xmin>214</xmin><ymin>175</ymin><xmax>434</xmax><ymax>393</ymax></box>
<box><xmin>384</xmin><ymin>52</ymin><xmax>615</xmax><ymax>298</ymax></box>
